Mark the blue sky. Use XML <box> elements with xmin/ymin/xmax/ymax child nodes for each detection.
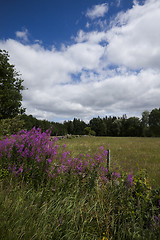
<box><xmin>1</xmin><ymin>0</ymin><xmax>133</xmax><ymax>48</ymax></box>
<box><xmin>0</xmin><ymin>0</ymin><xmax>160</xmax><ymax>122</ymax></box>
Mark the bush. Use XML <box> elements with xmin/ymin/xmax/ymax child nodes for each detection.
<box><xmin>0</xmin><ymin>116</ymin><xmax>25</xmax><ymax>136</ymax></box>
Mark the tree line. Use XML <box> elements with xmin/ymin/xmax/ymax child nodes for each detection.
<box><xmin>17</xmin><ymin>109</ymin><xmax>160</xmax><ymax>137</ymax></box>
<box><xmin>1</xmin><ymin>110</ymin><xmax>160</xmax><ymax>137</ymax></box>
<box><xmin>1</xmin><ymin>49</ymin><xmax>160</xmax><ymax>137</ymax></box>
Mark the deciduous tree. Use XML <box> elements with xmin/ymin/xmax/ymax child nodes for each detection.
<box><xmin>0</xmin><ymin>49</ymin><xmax>25</xmax><ymax>119</ymax></box>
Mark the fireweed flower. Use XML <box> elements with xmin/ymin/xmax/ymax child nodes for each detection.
<box><xmin>47</xmin><ymin>158</ymin><xmax>52</xmax><ymax>164</ymax></box>
<box><xmin>127</xmin><ymin>174</ymin><xmax>133</xmax><ymax>186</ymax></box>
<box><xmin>101</xmin><ymin>167</ymin><xmax>108</xmax><ymax>175</ymax></box>
<box><xmin>112</xmin><ymin>172</ymin><xmax>121</xmax><ymax>178</ymax></box>
<box><xmin>0</xmin><ymin>128</ymin><xmax>60</xmax><ymax>178</ymax></box>
<box><xmin>18</xmin><ymin>165</ymin><xmax>24</xmax><ymax>173</ymax></box>
<box><xmin>67</xmin><ymin>158</ymin><xmax>72</xmax><ymax>165</ymax></box>
<box><xmin>62</xmin><ymin>152</ymin><xmax>68</xmax><ymax>160</ymax></box>
<box><xmin>54</xmin><ymin>137</ymin><xmax>58</xmax><ymax>142</ymax></box>
<box><xmin>0</xmin><ymin>131</ymin><xmax>111</xmax><ymax>184</ymax></box>
<box><xmin>103</xmin><ymin>150</ymin><xmax>108</xmax><ymax>156</ymax></box>
<box><xmin>16</xmin><ymin>164</ymin><xmax>24</xmax><ymax>174</ymax></box>
<box><xmin>99</xmin><ymin>146</ymin><xmax>104</xmax><ymax>151</ymax></box>
<box><xmin>94</xmin><ymin>154</ymin><xmax>103</xmax><ymax>163</ymax></box>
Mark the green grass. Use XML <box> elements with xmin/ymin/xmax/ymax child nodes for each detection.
<box><xmin>1</xmin><ymin>173</ymin><xmax>160</xmax><ymax>240</ymax></box>
<box><xmin>60</xmin><ymin>136</ymin><xmax>160</xmax><ymax>188</ymax></box>
<box><xmin>1</xmin><ymin>136</ymin><xmax>160</xmax><ymax>239</ymax></box>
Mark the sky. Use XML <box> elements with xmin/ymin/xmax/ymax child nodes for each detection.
<box><xmin>0</xmin><ymin>0</ymin><xmax>160</xmax><ymax>122</ymax></box>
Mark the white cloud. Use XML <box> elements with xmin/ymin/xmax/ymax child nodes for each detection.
<box><xmin>75</xmin><ymin>30</ymin><xmax>107</xmax><ymax>44</ymax></box>
<box><xmin>117</xmin><ymin>0</ymin><xmax>121</xmax><ymax>7</ymax></box>
<box><xmin>1</xmin><ymin>0</ymin><xmax>160</xmax><ymax>122</ymax></box>
<box><xmin>86</xmin><ymin>3</ymin><xmax>109</xmax><ymax>19</ymax></box>
<box><xmin>15</xmin><ymin>28</ymin><xmax>29</xmax><ymax>42</ymax></box>
<box><xmin>86</xmin><ymin>22</ymin><xmax>90</xmax><ymax>28</ymax></box>
<box><xmin>106</xmin><ymin>0</ymin><xmax>160</xmax><ymax>69</ymax></box>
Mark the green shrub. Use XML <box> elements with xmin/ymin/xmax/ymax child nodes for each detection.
<box><xmin>0</xmin><ymin>116</ymin><xmax>25</xmax><ymax>136</ymax></box>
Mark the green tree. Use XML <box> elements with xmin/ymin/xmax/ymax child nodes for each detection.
<box><xmin>20</xmin><ymin>114</ymin><xmax>38</xmax><ymax>130</ymax></box>
<box><xmin>125</xmin><ymin>117</ymin><xmax>142</xmax><ymax>136</ymax></box>
<box><xmin>84</xmin><ymin>127</ymin><xmax>96</xmax><ymax>136</ymax></box>
<box><xmin>51</xmin><ymin>122</ymin><xmax>67</xmax><ymax>136</ymax></box>
<box><xmin>141</xmin><ymin>110</ymin><xmax>150</xmax><ymax>137</ymax></box>
<box><xmin>73</xmin><ymin>118</ymin><xmax>87</xmax><ymax>135</ymax></box>
<box><xmin>64</xmin><ymin>120</ymin><xmax>74</xmax><ymax>135</ymax></box>
<box><xmin>112</xmin><ymin>118</ymin><xmax>122</xmax><ymax>136</ymax></box>
<box><xmin>0</xmin><ymin>49</ymin><xmax>25</xmax><ymax>119</ymax></box>
<box><xmin>89</xmin><ymin>117</ymin><xmax>106</xmax><ymax>136</ymax></box>
<box><xmin>149</xmin><ymin>108</ymin><xmax>160</xmax><ymax>137</ymax></box>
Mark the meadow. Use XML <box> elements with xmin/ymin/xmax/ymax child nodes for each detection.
<box><xmin>0</xmin><ymin>129</ymin><xmax>160</xmax><ymax>240</ymax></box>
<box><xmin>60</xmin><ymin>136</ymin><xmax>160</xmax><ymax>188</ymax></box>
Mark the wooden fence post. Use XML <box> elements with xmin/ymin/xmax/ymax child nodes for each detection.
<box><xmin>107</xmin><ymin>149</ymin><xmax>110</xmax><ymax>170</ymax></box>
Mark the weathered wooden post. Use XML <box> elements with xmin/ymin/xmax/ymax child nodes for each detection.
<box><xmin>107</xmin><ymin>149</ymin><xmax>110</xmax><ymax>170</ymax></box>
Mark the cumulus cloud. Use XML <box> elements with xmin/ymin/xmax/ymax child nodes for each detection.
<box><xmin>0</xmin><ymin>0</ymin><xmax>160</xmax><ymax>122</ymax></box>
<box><xmin>86</xmin><ymin>3</ymin><xmax>109</xmax><ymax>19</ymax></box>
<box><xmin>106</xmin><ymin>0</ymin><xmax>160</xmax><ymax>70</ymax></box>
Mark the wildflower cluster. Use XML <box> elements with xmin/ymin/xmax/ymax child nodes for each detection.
<box><xmin>0</xmin><ymin>128</ymin><xmax>110</xmax><ymax>186</ymax></box>
<box><xmin>0</xmin><ymin>128</ymin><xmax>57</xmax><ymax>184</ymax></box>
<box><xmin>0</xmin><ymin>128</ymin><xmax>157</xmax><ymax>194</ymax></box>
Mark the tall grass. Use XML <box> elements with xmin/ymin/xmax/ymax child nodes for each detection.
<box><xmin>0</xmin><ymin>130</ymin><xmax>160</xmax><ymax>239</ymax></box>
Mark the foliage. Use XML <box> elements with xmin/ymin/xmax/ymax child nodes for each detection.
<box><xmin>84</xmin><ymin>126</ymin><xmax>96</xmax><ymax>136</ymax></box>
<box><xmin>9</xmin><ymin>107</ymin><xmax>160</xmax><ymax>137</ymax></box>
<box><xmin>0</xmin><ymin>128</ymin><xmax>160</xmax><ymax>239</ymax></box>
<box><xmin>0</xmin><ymin>49</ymin><xmax>25</xmax><ymax>119</ymax></box>
<box><xmin>90</xmin><ymin>117</ymin><xmax>107</xmax><ymax>136</ymax></box>
<box><xmin>0</xmin><ymin>115</ymin><xmax>25</xmax><ymax>136</ymax></box>
<box><xmin>141</xmin><ymin>110</ymin><xmax>150</xmax><ymax>136</ymax></box>
<box><xmin>149</xmin><ymin>108</ymin><xmax>160</xmax><ymax>137</ymax></box>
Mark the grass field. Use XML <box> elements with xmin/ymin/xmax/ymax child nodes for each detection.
<box><xmin>1</xmin><ymin>131</ymin><xmax>160</xmax><ymax>239</ymax></box>
<box><xmin>60</xmin><ymin>136</ymin><xmax>160</xmax><ymax>188</ymax></box>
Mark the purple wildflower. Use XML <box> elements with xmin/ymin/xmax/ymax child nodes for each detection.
<box><xmin>102</xmin><ymin>176</ymin><xmax>107</xmax><ymax>182</ymax></box>
<box><xmin>54</xmin><ymin>137</ymin><xmax>58</xmax><ymax>142</ymax></box>
<box><xmin>47</xmin><ymin>158</ymin><xmax>52</xmax><ymax>164</ymax></box>
<box><xmin>103</xmin><ymin>150</ymin><xmax>108</xmax><ymax>156</ymax></box>
<box><xmin>62</xmin><ymin>151</ymin><xmax>68</xmax><ymax>160</ymax></box>
<box><xmin>127</xmin><ymin>174</ymin><xmax>133</xmax><ymax>186</ymax></box>
<box><xmin>99</xmin><ymin>146</ymin><xmax>104</xmax><ymax>151</ymax></box>
<box><xmin>112</xmin><ymin>172</ymin><xmax>121</xmax><ymax>178</ymax></box>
